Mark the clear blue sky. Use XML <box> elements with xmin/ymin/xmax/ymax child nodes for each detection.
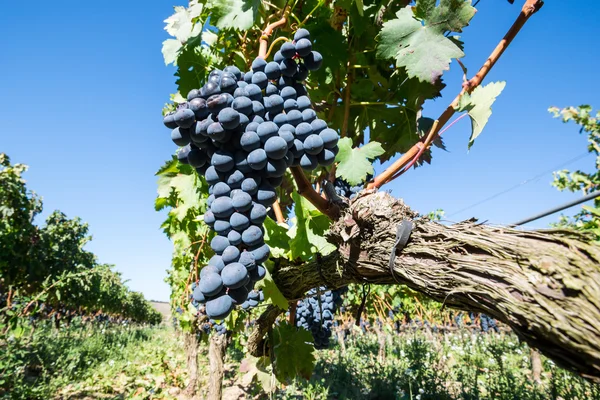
<box><xmin>1</xmin><ymin>1</ymin><xmax>599</xmax><ymax>302</ymax></box>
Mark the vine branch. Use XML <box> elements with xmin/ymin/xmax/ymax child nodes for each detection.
<box><xmin>368</xmin><ymin>0</ymin><xmax>544</xmax><ymax>189</ymax></box>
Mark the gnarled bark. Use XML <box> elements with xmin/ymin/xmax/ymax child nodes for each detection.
<box><xmin>260</xmin><ymin>191</ymin><xmax>600</xmax><ymax>382</ymax></box>
<box><xmin>207</xmin><ymin>333</ymin><xmax>228</xmax><ymax>399</ymax></box>
<box><xmin>183</xmin><ymin>332</ymin><xmax>200</xmax><ymax>397</ymax></box>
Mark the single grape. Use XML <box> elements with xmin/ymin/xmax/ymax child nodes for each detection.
<box><xmin>211</xmin><ymin>150</ymin><xmax>235</xmax><ymax>172</ymax></box>
<box><xmin>233</xmin><ymin>87</ymin><xmax>249</xmax><ymax>98</ymax></box>
<box><xmin>199</xmin><ymin>272</ymin><xmax>223</xmax><ymax>296</ymax></box>
<box><xmin>211</xmin><ymin>196</ymin><xmax>234</xmax><ymax>218</ymax></box>
<box><xmin>205</xmin><ymin>295</ymin><xmax>233</xmax><ymax>320</ymax></box>
<box><xmin>187</xmin><ymin>88</ymin><xmax>201</xmax><ymax>101</ymax></box>
<box><xmin>240</xmin><ymin>131</ymin><xmax>261</xmax><ymax>152</ymax></box>
<box><xmin>283</xmin><ymin>99</ymin><xmax>298</xmax><ymax>112</ymax></box>
<box><xmin>273</xmin><ymin>50</ymin><xmax>284</xmax><ymax>63</ymax></box>
<box><xmin>239</xmin><ymin>250</ymin><xmax>256</xmax><ymax>270</ymax></box>
<box><xmin>230</xmin><ymin>212</ymin><xmax>250</xmax><ymax>232</ymax></box>
<box><xmin>252</xmin><ymin>100</ymin><xmax>265</xmax><ymax>117</ymax></box>
<box><xmin>246</xmin><ymin>121</ymin><xmax>260</xmax><ymax>133</ymax></box>
<box><xmin>245</xmin><ymin>84</ymin><xmax>262</xmax><ymax>101</ymax></box>
<box><xmin>296</xmin><ymin>96</ymin><xmax>311</xmax><ymax>111</ymax></box>
<box><xmin>213</xmin><ymin>181</ymin><xmax>232</xmax><ymax>198</ymax></box>
<box><xmin>241</xmin><ymin>177</ymin><xmax>259</xmax><ymax>195</ymax></box>
<box><xmin>311</xmin><ymin>119</ymin><xmax>328</xmax><ymax>135</ymax></box>
<box><xmin>218</xmin><ymin>107</ymin><xmax>240</xmax><ymax>130</ymax></box>
<box><xmin>242</xmin><ymin>225</ymin><xmax>264</xmax><ymax>247</ymax></box>
<box><xmin>265</xmin><ymin>61</ymin><xmax>281</xmax><ymax>80</ymax></box>
<box><xmin>232</xmin><ymin>191</ymin><xmax>253</xmax><ymax>212</ymax></box>
<box><xmin>302</xmin><ymin>108</ymin><xmax>317</xmax><ymax>123</ymax></box>
<box><xmin>279</xmin><ymin>58</ymin><xmax>297</xmax><ymax>77</ymax></box>
<box><xmin>318</xmin><ymin>148</ymin><xmax>337</xmax><ymax>166</ymax></box>
<box><xmin>214</xmin><ymin>219</ymin><xmax>232</xmax><ymax>236</ymax></box>
<box><xmin>208</xmin><ymin>255</ymin><xmax>225</xmax><ymax>271</ymax></box>
<box><xmin>205</xmin><ymin>166</ymin><xmax>223</xmax><ymax>185</ymax></box>
<box><xmin>251</xmin><ymin>57</ymin><xmax>267</xmax><ymax>73</ymax></box>
<box><xmin>300</xmin><ymin>153</ymin><xmax>318</xmax><ymax>170</ymax></box>
<box><xmin>247</xmin><ymin>148</ymin><xmax>268</xmax><ymax>170</ymax></box>
<box><xmin>304</xmin><ymin>51</ymin><xmax>323</xmax><ymax>71</ymax></box>
<box><xmin>227</xmin><ymin>229</ymin><xmax>242</xmax><ymax>246</ymax></box>
<box><xmin>189</xmin><ymin>98</ymin><xmax>209</xmax><ymax>119</ymax></box>
<box><xmin>232</xmin><ymin>96</ymin><xmax>253</xmax><ymax>116</ymax></box>
<box><xmin>266</xmin><ymin>83</ymin><xmax>279</xmax><ymax>96</ymax></box>
<box><xmin>222</xmin><ymin>246</ymin><xmax>241</xmax><ymax>264</ymax></box>
<box><xmin>250</xmin><ymin>203</ymin><xmax>267</xmax><ymax>225</ymax></box>
<box><xmin>286</xmin><ymin>110</ymin><xmax>303</xmax><ymax>126</ymax></box>
<box><xmin>295</xmin><ymin>38</ymin><xmax>312</xmax><ymax>57</ymax></box>
<box><xmin>303</xmin><ymin>134</ymin><xmax>324</xmax><ymax>155</ymax></box>
<box><xmin>177</xmin><ymin>145</ymin><xmax>191</xmax><ymax>164</ymax></box>
<box><xmin>201</xmin><ymin>81</ymin><xmax>221</xmax><ymax>97</ymax></box>
<box><xmin>224</xmin><ymin>65</ymin><xmax>242</xmax><ymax>80</ymax></box>
<box><xmin>251</xmin><ymin>71</ymin><xmax>268</xmax><ymax>89</ymax></box>
<box><xmin>221</xmin><ymin>263</ymin><xmax>249</xmax><ymax>289</ymax></box>
<box><xmin>173</xmin><ymin>109</ymin><xmax>196</xmax><ymax>129</ymax></box>
<box><xmin>207</xmin><ymin>194</ymin><xmax>215</xmax><ymax>207</ymax></box>
<box><xmin>257</xmin><ymin>121</ymin><xmax>279</xmax><ymax>142</ymax></box>
<box><xmin>273</xmin><ymin>113</ymin><xmax>288</xmax><ymax>127</ymax></box>
<box><xmin>265</xmin><ymin>95</ymin><xmax>284</xmax><ymax>114</ymax></box>
<box><xmin>264</xmin><ymin>136</ymin><xmax>288</xmax><ymax>160</ymax></box>
<box><xmin>163</xmin><ymin>112</ymin><xmax>178</xmax><ymax>129</ymax></box>
<box><xmin>291</xmin><ymin>139</ymin><xmax>304</xmax><ymax>158</ymax></box>
<box><xmin>256</xmin><ymin>182</ymin><xmax>277</xmax><ymax>206</ymax></box>
<box><xmin>187</xmin><ymin>148</ymin><xmax>207</xmax><ymax>168</ymax></box>
<box><xmin>266</xmin><ymin>158</ymin><xmax>287</xmax><ymax>177</ymax></box>
<box><xmin>220</xmin><ymin>75</ymin><xmax>237</xmax><ymax>93</ymax></box>
<box><xmin>280</xmin><ymin>42</ymin><xmax>296</xmax><ymax>59</ymax></box>
<box><xmin>192</xmin><ymin>286</ymin><xmax>206</xmax><ymax>303</ymax></box>
<box><xmin>319</xmin><ymin>128</ymin><xmax>339</xmax><ymax>148</ymax></box>
<box><xmin>171</xmin><ymin>127</ymin><xmax>191</xmax><ymax>146</ymax></box>
<box><xmin>203</xmin><ymin>210</ymin><xmax>216</xmax><ymax>227</ymax></box>
<box><xmin>294</xmin><ymin>28</ymin><xmax>310</xmax><ymax>42</ymax></box>
<box><xmin>239</xmin><ymin>113</ymin><xmax>250</xmax><ymax>130</ymax></box>
<box><xmin>295</xmin><ymin>122</ymin><xmax>313</xmax><ymax>140</ymax></box>
<box><xmin>206</xmin><ymin>93</ymin><xmax>229</xmax><ymax>114</ymax></box>
<box><xmin>244</xmin><ymin>71</ymin><xmax>253</xmax><ymax>84</ymax></box>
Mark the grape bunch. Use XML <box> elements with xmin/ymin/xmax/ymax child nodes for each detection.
<box><xmin>295</xmin><ymin>286</ymin><xmax>347</xmax><ymax>349</ymax></box>
<box><xmin>162</xmin><ymin>28</ymin><xmax>339</xmax><ymax>322</ymax></box>
<box><xmin>241</xmin><ymin>289</ymin><xmax>264</xmax><ymax>310</ymax></box>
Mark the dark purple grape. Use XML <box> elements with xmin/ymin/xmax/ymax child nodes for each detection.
<box><xmin>295</xmin><ymin>38</ymin><xmax>312</xmax><ymax>57</ymax></box>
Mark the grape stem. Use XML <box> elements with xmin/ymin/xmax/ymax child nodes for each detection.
<box><xmin>290</xmin><ymin>166</ymin><xmax>339</xmax><ymax>219</ymax></box>
<box><xmin>368</xmin><ymin>0</ymin><xmax>544</xmax><ymax>190</ymax></box>
<box><xmin>272</xmin><ymin>200</ymin><xmax>286</xmax><ymax>223</ymax></box>
<box><xmin>265</xmin><ymin>36</ymin><xmax>289</xmax><ymax>59</ymax></box>
<box><xmin>258</xmin><ymin>14</ymin><xmax>289</xmax><ymax>59</ymax></box>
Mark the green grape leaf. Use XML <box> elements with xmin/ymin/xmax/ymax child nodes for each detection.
<box><xmin>335</xmin><ymin>138</ymin><xmax>384</xmax><ymax>185</ymax></box>
<box><xmin>162</xmin><ymin>39</ymin><xmax>182</xmax><ymax>65</ymax></box>
<box><xmin>272</xmin><ymin>322</ymin><xmax>315</xmax><ymax>381</ymax></box>
<box><xmin>377</xmin><ymin>2</ymin><xmax>475</xmax><ymax>84</ymax></box>
<box><xmin>455</xmin><ymin>81</ymin><xmax>506</xmax><ymax>149</ymax></box>
<box><xmin>288</xmin><ymin>193</ymin><xmax>335</xmax><ymax>261</ymax></box>
<box><xmin>210</xmin><ymin>0</ymin><xmax>260</xmax><ymax>30</ymax></box>
<box><xmin>168</xmin><ymin>174</ymin><xmax>203</xmax><ymax>220</ymax></box>
<box><xmin>263</xmin><ymin>217</ymin><xmax>289</xmax><ymax>259</ymax></box>
<box><xmin>255</xmin><ymin>266</ymin><xmax>288</xmax><ymax>310</ymax></box>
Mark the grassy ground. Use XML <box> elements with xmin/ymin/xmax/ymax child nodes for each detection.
<box><xmin>2</xmin><ymin>321</ymin><xmax>599</xmax><ymax>399</ymax></box>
